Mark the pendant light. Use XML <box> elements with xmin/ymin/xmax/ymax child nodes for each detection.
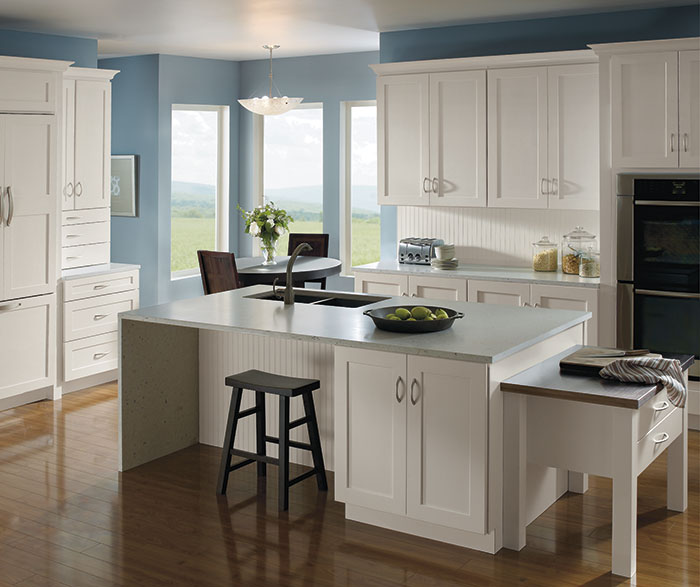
<box><xmin>238</xmin><ymin>45</ymin><xmax>303</xmax><ymax>116</ymax></box>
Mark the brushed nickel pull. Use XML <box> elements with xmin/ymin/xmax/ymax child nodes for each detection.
<box><xmin>400</xmin><ymin>291</ymin><xmax>407</xmax><ymax>296</ymax></box>
<box><xmin>431</xmin><ymin>177</ymin><xmax>439</xmax><ymax>194</ymax></box>
<box><xmin>395</xmin><ymin>376</ymin><xmax>404</xmax><ymax>403</ymax></box>
<box><xmin>93</xmin><ymin>314</ymin><xmax>108</xmax><ymax>321</ymax></box>
<box><xmin>6</xmin><ymin>186</ymin><xmax>13</xmax><ymax>226</ymax></box>
<box><xmin>653</xmin><ymin>432</ymin><xmax>669</xmax><ymax>444</ymax></box>
<box><xmin>550</xmin><ymin>178</ymin><xmax>558</xmax><ymax>196</ymax></box>
<box><xmin>670</xmin><ymin>133</ymin><xmax>676</xmax><ymax>153</ymax></box>
<box><xmin>0</xmin><ymin>185</ymin><xmax>3</xmax><ymax>226</ymax></box>
<box><xmin>66</xmin><ymin>256</ymin><xmax>80</xmax><ymax>260</ymax></box>
<box><xmin>422</xmin><ymin>177</ymin><xmax>430</xmax><ymax>193</ymax></box>
<box><xmin>65</xmin><ymin>182</ymin><xmax>74</xmax><ymax>197</ymax></box>
<box><xmin>66</xmin><ymin>216</ymin><xmax>81</xmax><ymax>220</ymax></box>
<box><xmin>410</xmin><ymin>378</ymin><xmax>420</xmax><ymax>406</ymax></box>
<box><xmin>66</xmin><ymin>234</ymin><xmax>80</xmax><ymax>238</ymax></box>
<box><xmin>653</xmin><ymin>400</ymin><xmax>670</xmax><ymax>412</ymax></box>
<box><xmin>93</xmin><ymin>352</ymin><xmax>108</xmax><ymax>360</ymax></box>
<box><xmin>0</xmin><ymin>301</ymin><xmax>21</xmax><ymax>311</ymax></box>
<box><xmin>75</xmin><ymin>181</ymin><xmax>83</xmax><ymax>197</ymax></box>
<box><xmin>683</xmin><ymin>133</ymin><xmax>689</xmax><ymax>152</ymax></box>
<box><xmin>540</xmin><ymin>178</ymin><xmax>549</xmax><ymax>195</ymax></box>
<box><xmin>93</xmin><ymin>284</ymin><xmax>108</xmax><ymax>290</ymax></box>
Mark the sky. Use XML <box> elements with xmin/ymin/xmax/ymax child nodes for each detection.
<box><xmin>171</xmin><ymin>109</ymin><xmax>219</xmax><ymax>186</ymax></box>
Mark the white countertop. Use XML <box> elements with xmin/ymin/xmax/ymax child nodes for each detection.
<box><xmin>62</xmin><ymin>262</ymin><xmax>141</xmax><ymax>281</ymax></box>
<box><xmin>353</xmin><ymin>261</ymin><xmax>600</xmax><ymax>288</ymax></box>
<box><xmin>120</xmin><ymin>285</ymin><xmax>590</xmax><ymax>364</ymax></box>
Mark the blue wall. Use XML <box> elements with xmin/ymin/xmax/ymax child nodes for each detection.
<box><xmin>238</xmin><ymin>51</ymin><xmax>381</xmax><ymax>289</ymax></box>
<box><xmin>0</xmin><ymin>29</ymin><xmax>97</xmax><ymax>67</ymax></box>
<box><xmin>380</xmin><ymin>4</ymin><xmax>700</xmax><ymax>63</ymax></box>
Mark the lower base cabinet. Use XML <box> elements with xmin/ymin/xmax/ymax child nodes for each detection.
<box><xmin>355</xmin><ymin>272</ymin><xmax>408</xmax><ymax>297</ymax></box>
<box><xmin>334</xmin><ymin>347</ymin><xmax>488</xmax><ymax>534</ymax></box>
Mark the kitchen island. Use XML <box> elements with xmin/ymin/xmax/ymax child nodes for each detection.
<box><xmin>119</xmin><ymin>285</ymin><xmax>590</xmax><ymax>553</ymax></box>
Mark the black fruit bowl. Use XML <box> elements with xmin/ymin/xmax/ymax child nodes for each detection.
<box><xmin>363</xmin><ymin>305</ymin><xmax>464</xmax><ymax>333</ymax></box>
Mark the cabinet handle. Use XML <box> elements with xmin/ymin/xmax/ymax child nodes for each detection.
<box><xmin>93</xmin><ymin>314</ymin><xmax>108</xmax><ymax>321</ymax></box>
<box><xmin>670</xmin><ymin>133</ymin><xmax>676</xmax><ymax>153</ymax></box>
<box><xmin>65</xmin><ymin>234</ymin><xmax>80</xmax><ymax>238</ymax></box>
<box><xmin>533</xmin><ymin>302</ymin><xmax>540</xmax><ymax>308</ymax></box>
<box><xmin>93</xmin><ymin>352</ymin><xmax>109</xmax><ymax>360</ymax></box>
<box><xmin>6</xmin><ymin>186</ymin><xmax>13</xmax><ymax>226</ymax></box>
<box><xmin>550</xmin><ymin>178</ymin><xmax>558</xmax><ymax>196</ymax></box>
<box><xmin>66</xmin><ymin>216</ymin><xmax>81</xmax><ymax>221</ymax></box>
<box><xmin>683</xmin><ymin>133</ymin><xmax>689</xmax><ymax>153</ymax></box>
<box><xmin>410</xmin><ymin>378</ymin><xmax>420</xmax><ymax>406</ymax></box>
<box><xmin>431</xmin><ymin>177</ymin><xmax>439</xmax><ymax>194</ymax></box>
<box><xmin>410</xmin><ymin>293</ymin><xmax>417</xmax><ymax>297</ymax></box>
<box><xmin>400</xmin><ymin>291</ymin><xmax>407</xmax><ymax>296</ymax></box>
<box><xmin>93</xmin><ymin>284</ymin><xmax>108</xmax><ymax>290</ymax></box>
<box><xmin>65</xmin><ymin>182</ymin><xmax>74</xmax><ymax>197</ymax></box>
<box><xmin>75</xmin><ymin>181</ymin><xmax>83</xmax><ymax>197</ymax></box>
<box><xmin>0</xmin><ymin>302</ymin><xmax>21</xmax><ymax>311</ymax></box>
<box><xmin>540</xmin><ymin>178</ymin><xmax>549</xmax><ymax>195</ymax></box>
<box><xmin>422</xmin><ymin>177</ymin><xmax>430</xmax><ymax>193</ymax></box>
<box><xmin>66</xmin><ymin>256</ymin><xmax>80</xmax><ymax>260</ymax></box>
<box><xmin>0</xmin><ymin>185</ymin><xmax>3</xmax><ymax>226</ymax></box>
<box><xmin>652</xmin><ymin>432</ymin><xmax>669</xmax><ymax>444</ymax></box>
<box><xmin>395</xmin><ymin>376</ymin><xmax>404</xmax><ymax>403</ymax></box>
<box><xmin>653</xmin><ymin>400</ymin><xmax>670</xmax><ymax>412</ymax></box>
<box><xmin>522</xmin><ymin>302</ymin><xmax>531</xmax><ymax>307</ymax></box>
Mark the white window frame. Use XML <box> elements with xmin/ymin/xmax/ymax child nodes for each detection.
<box><xmin>170</xmin><ymin>104</ymin><xmax>230</xmax><ymax>280</ymax></box>
<box><xmin>340</xmin><ymin>100</ymin><xmax>377</xmax><ymax>276</ymax></box>
<box><xmin>253</xmin><ymin>102</ymin><xmax>324</xmax><ymax>256</ymax></box>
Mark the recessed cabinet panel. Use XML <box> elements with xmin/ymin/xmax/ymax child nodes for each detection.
<box><xmin>354</xmin><ymin>272</ymin><xmax>408</xmax><ymax>297</ymax></box>
<box><xmin>611</xmin><ymin>52</ymin><xmax>679</xmax><ymax>168</ymax></box>
<box><xmin>487</xmin><ymin>67</ymin><xmax>548</xmax><ymax>208</ymax></box>
<box><xmin>377</xmin><ymin>75</ymin><xmax>430</xmax><ymax>206</ymax></box>
<box><xmin>530</xmin><ymin>284</ymin><xmax>598</xmax><ymax>345</ymax></box>
<box><xmin>679</xmin><ymin>50</ymin><xmax>700</xmax><ymax>169</ymax></box>
<box><xmin>0</xmin><ymin>70</ymin><xmax>55</xmax><ymax>113</ymax></box>
<box><xmin>408</xmin><ymin>275</ymin><xmax>467</xmax><ymax>301</ymax></box>
<box><xmin>467</xmin><ymin>279</ymin><xmax>530</xmax><ymax>306</ymax></box>
<box><xmin>62</xmin><ymin>79</ymin><xmax>76</xmax><ymax>211</ymax></box>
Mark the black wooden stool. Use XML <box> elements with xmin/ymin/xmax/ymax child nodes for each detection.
<box><xmin>217</xmin><ymin>369</ymin><xmax>328</xmax><ymax>510</ymax></box>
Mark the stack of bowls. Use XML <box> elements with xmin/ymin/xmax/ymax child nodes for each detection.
<box><xmin>431</xmin><ymin>244</ymin><xmax>457</xmax><ymax>269</ymax></box>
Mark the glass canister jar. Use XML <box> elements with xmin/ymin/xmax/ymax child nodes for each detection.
<box><xmin>561</xmin><ymin>226</ymin><xmax>597</xmax><ymax>275</ymax></box>
<box><xmin>579</xmin><ymin>248</ymin><xmax>600</xmax><ymax>278</ymax></box>
<box><xmin>532</xmin><ymin>236</ymin><xmax>558</xmax><ymax>272</ymax></box>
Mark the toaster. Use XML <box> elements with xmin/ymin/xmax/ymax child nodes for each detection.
<box><xmin>398</xmin><ymin>237</ymin><xmax>444</xmax><ymax>265</ymax></box>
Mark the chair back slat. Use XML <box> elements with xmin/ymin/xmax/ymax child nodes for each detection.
<box><xmin>197</xmin><ymin>250</ymin><xmax>241</xmax><ymax>295</ymax></box>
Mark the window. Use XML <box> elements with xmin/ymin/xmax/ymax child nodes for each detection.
<box><xmin>341</xmin><ymin>102</ymin><xmax>379</xmax><ymax>272</ymax></box>
<box><xmin>171</xmin><ymin>105</ymin><xmax>229</xmax><ymax>278</ymax></box>
<box><xmin>261</xmin><ymin>104</ymin><xmax>323</xmax><ymax>255</ymax></box>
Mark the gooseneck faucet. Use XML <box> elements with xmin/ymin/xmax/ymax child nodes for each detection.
<box><xmin>284</xmin><ymin>242</ymin><xmax>312</xmax><ymax>305</ymax></box>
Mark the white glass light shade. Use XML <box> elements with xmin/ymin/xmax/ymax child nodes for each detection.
<box><xmin>238</xmin><ymin>96</ymin><xmax>304</xmax><ymax>116</ymax></box>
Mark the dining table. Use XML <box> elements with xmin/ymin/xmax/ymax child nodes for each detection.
<box><xmin>235</xmin><ymin>256</ymin><xmax>342</xmax><ymax>287</ymax></box>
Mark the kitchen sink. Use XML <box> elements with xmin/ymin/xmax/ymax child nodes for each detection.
<box><xmin>244</xmin><ymin>288</ymin><xmax>389</xmax><ymax>308</ymax></box>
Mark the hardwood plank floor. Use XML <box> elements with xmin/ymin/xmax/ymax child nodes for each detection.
<box><xmin>0</xmin><ymin>383</ymin><xmax>697</xmax><ymax>586</ymax></box>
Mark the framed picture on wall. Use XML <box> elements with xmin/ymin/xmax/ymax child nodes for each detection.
<box><xmin>111</xmin><ymin>155</ymin><xmax>138</xmax><ymax>217</ymax></box>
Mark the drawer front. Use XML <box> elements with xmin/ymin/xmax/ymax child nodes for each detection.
<box><xmin>63</xmin><ymin>290</ymin><xmax>138</xmax><ymax>342</ymax></box>
<box><xmin>62</xmin><ymin>222</ymin><xmax>109</xmax><ymax>247</ymax></box>
<box><xmin>636</xmin><ymin>406</ymin><xmax>682</xmax><ymax>474</ymax></box>
<box><xmin>63</xmin><ymin>270</ymin><xmax>139</xmax><ymax>301</ymax></box>
<box><xmin>637</xmin><ymin>388</ymin><xmax>677</xmax><ymax>441</ymax></box>
<box><xmin>62</xmin><ymin>243</ymin><xmax>110</xmax><ymax>269</ymax></box>
<box><xmin>63</xmin><ymin>333</ymin><xmax>118</xmax><ymax>382</ymax></box>
<box><xmin>62</xmin><ymin>208</ymin><xmax>110</xmax><ymax>225</ymax></box>
<box><xmin>0</xmin><ymin>70</ymin><xmax>56</xmax><ymax>113</ymax></box>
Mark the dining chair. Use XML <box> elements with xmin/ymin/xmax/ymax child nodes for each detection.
<box><xmin>197</xmin><ymin>250</ymin><xmax>241</xmax><ymax>295</ymax></box>
<box><xmin>287</xmin><ymin>233</ymin><xmax>330</xmax><ymax>289</ymax></box>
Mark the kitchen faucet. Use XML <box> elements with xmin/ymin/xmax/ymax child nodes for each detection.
<box><xmin>277</xmin><ymin>242</ymin><xmax>311</xmax><ymax>305</ymax></box>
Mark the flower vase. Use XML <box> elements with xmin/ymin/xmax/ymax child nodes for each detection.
<box><xmin>261</xmin><ymin>240</ymin><xmax>278</xmax><ymax>265</ymax></box>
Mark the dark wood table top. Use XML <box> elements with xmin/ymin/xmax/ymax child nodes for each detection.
<box><xmin>501</xmin><ymin>345</ymin><xmax>694</xmax><ymax>409</ymax></box>
<box><xmin>236</xmin><ymin>256</ymin><xmax>341</xmax><ymax>286</ymax></box>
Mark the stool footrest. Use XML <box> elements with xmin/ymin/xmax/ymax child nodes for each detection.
<box><xmin>231</xmin><ymin>448</ymin><xmax>280</xmax><ymax>466</ymax></box>
<box><xmin>289</xmin><ymin>416</ymin><xmax>309</xmax><ymax>430</ymax></box>
<box><xmin>289</xmin><ymin>469</ymin><xmax>318</xmax><ymax>487</ymax></box>
<box><xmin>228</xmin><ymin>458</ymin><xmax>255</xmax><ymax>472</ymax></box>
<box><xmin>265</xmin><ymin>435</ymin><xmax>313</xmax><ymax>452</ymax></box>
<box><xmin>237</xmin><ymin>406</ymin><xmax>259</xmax><ymax>419</ymax></box>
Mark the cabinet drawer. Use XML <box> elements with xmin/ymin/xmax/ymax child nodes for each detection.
<box><xmin>636</xmin><ymin>406</ymin><xmax>682</xmax><ymax>474</ymax></box>
<box><xmin>63</xmin><ymin>332</ymin><xmax>118</xmax><ymax>382</ymax></box>
<box><xmin>62</xmin><ymin>208</ymin><xmax>110</xmax><ymax>225</ymax></box>
<box><xmin>63</xmin><ymin>289</ymin><xmax>138</xmax><ymax>342</ymax></box>
<box><xmin>0</xmin><ymin>69</ymin><xmax>56</xmax><ymax>113</ymax></box>
<box><xmin>63</xmin><ymin>270</ymin><xmax>139</xmax><ymax>301</ymax></box>
<box><xmin>638</xmin><ymin>389</ymin><xmax>677</xmax><ymax>441</ymax></box>
<box><xmin>62</xmin><ymin>222</ymin><xmax>109</xmax><ymax>247</ymax></box>
<box><xmin>62</xmin><ymin>243</ymin><xmax>110</xmax><ymax>269</ymax></box>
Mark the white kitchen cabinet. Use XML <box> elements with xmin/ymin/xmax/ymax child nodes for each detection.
<box><xmin>377</xmin><ymin>74</ymin><xmax>430</xmax><ymax>206</ymax></box>
<box><xmin>335</xmin><ymin>347</ymin><xmax>487</xmax><ymax>534</ymax></box>
<box><xmin>547</xmin><ymin>64</ymin><xmax>599</xmax><ymax>210</ymax></box>
<box><xmin>468</xmin><ymin>279</ymin><xmax>530</xmax><ymax>307</ymax></box>
<box><xmin>0</xmin><ymin>114</ymin><xmax>57</xmax><ymax>300</ymax></box>
<box><xmin>679</xmin><ymin>50</ymin><xmax>700</xmax><ymax>168</ymax></box>
<box><xmin>354</xmin><ymin>271</ymin><xmax>408</xmax><ymax>297</ymax></box>
<box><xmin>530</xmin><ymin>284</ymin><xmax>599</xmax><ymax>345</ymax></box>
<box><xmin>0</xmin><ymin>62</ymin><xmax>59</xmax><ymax>114</ymax></box>
<box><xmin>0</xmin><ymin>294</ymin><xmax>55</xmax><ymax>399</ymax></box>
<box><xmin>487</xmin><ymin>67</ymin><xmax>548</xmax><ymax>209</ymax></box>
<box><xmin>406</xmin><ymin>355</ymin><xmax>487</xmax><ymax>533</ymax></box>
<box><xmin>408</xmin><ymin>275</ymin><xmax>467</xmax><ymax>301</ymax></box>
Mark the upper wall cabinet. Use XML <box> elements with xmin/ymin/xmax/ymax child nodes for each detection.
<box><xmin>0</xmin><ymin>56</ymin><xmax>70</xmax><ymax>114</ymax></box>
<box><xmin>377</xmin><ymin>71</ymin><xmax>487</xmax><ymax>207</ymax></box>
<box><xmin>488</xmin><ymin>64</ymin><xmax>599</xmax><ymax>210</ymax></box>
<box><xmin>610</xmin><ymin>48</ymin><xmax>700</xmax><ymax>169</ymax></box>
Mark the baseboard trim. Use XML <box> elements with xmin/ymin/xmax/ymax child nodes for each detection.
<box><xmin>0</xmin><ymin>386</ymin><xmax>52</xmax><ymax>412</ymax></box>
<box><xmin>689</xmin><ymin>414</ymin><xmax>699</xmax><ymax>431</ymax></box>
<box><xmin>59</xmin><ymin>370</ymin><xmax>117</xmax><ymax>396</ymax></box>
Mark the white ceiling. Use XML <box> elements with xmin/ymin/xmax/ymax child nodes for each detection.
<box><xmin>0</xmin><ymin>0</ymin><xmax>691</xmax><ymax>60</ymax></box>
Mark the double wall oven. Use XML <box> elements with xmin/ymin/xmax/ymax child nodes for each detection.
<box><xmin>617</xmin><ymin>174</ymin><xmax>699</xmax><ymax>380</ymax></box>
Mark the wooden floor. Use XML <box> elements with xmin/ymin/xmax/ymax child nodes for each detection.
<box><xmin>0</xmin><ymin>384</ymin><xmax>697</xmax><ymax>587</ymax></box>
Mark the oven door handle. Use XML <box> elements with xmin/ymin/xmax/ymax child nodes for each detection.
<box><xmin>635</xmin><ymin>289</ymin><xmax>700</xmax><ymax>300</ymax></box>
<box><xmin>635</xmin><ymin>200</ymin><xmax>700</xmax><ymax>207</ymax></box>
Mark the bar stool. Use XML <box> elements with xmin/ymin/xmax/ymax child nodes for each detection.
<box><xmin>217</xmin><ymin>369</ymin><xmax>328</xmax><ymax>511</ymax></box>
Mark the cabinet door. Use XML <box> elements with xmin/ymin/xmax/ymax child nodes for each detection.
<box><xmin>487</xmin><ymin>67</ymin><xmax>548</xmax><ymax>208</ymax></box>
<box><xmin>406</xmin><ymin>356</ymin><xmax>487</xmax><ymax>533</ymax></box>
<box><xmin>429</xmin><ymin>71</ymin><xmax>486</xmax><ymax>207</ymax></box>
<box><xmin>2</xmin><ymin>115</ymin><xmax>57</xmax><ymax>300</ymax></box>
<box><xmin>377</xmin><ymin>74</ymin><xmax>430</xmax><ymax>206</ymax></box>
<box><xmin>547</xmin><ymin>64</ymin><xmax>599</xmax><ymax>211</ymax></box>
<box><xmin>408</xmin><ymin>275</ymin><xmax>467</xmax><ymax>301</ymax></box>
<box><xmin>334</xmin><ymin>347</ymin><xmax>407</xmax><ymax>514</ymax></box>
<box><xmin>679</xmin><ymin>50</ymin><xmax>700</xmax><ymax>169</ymax></box>
<box><xmin>61</xmin><ymin>79</ymin><xmax>76</xmax><ymax>211</ymax></box>
<box><xmin>0</xmin><ymin>294</ymin><xmax>54</xmax><ymax>400</ymax></box>
<box><xmin>467</xmin><ymin>279</ymin><xmax>530</xmax><ymax>306</ymax></box>
<box><xmin>354</xmin><ymin>271</ymin><xmax>408</xmax><ymax>297</ymax></box>
<box><xmin>530</xmin><ymin>284</ymin><xmax>598</xmax><ymax>345</ymax></box>
<box><xmin>611</xmin><ymin>52</ymin><xmax>679</xmax><ymax>168</ymax></box>
<box><xmin>74</xmin><ymin>80</ymin><xmax>110</xmax><ymax>209</ymax></box>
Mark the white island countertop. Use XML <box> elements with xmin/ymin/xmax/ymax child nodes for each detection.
<box><xmin>353</xmin><ymin>261</ymin><xmax>600</xmax><ymax>288</ymax></box>
<box><xmin>120</xmin><ymin>284</ymin><xmax>590</xmax><ymax>364</ymax></box>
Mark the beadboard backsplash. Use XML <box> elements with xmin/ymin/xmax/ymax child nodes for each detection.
<box><xmin>397</xmin><ymin>207</ymin><xmax>600</xmax><ymax>267</ymax></box>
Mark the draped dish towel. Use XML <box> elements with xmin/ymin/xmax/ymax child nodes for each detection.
<box><xmin>599</xmin><ymin>357</ymin><xmax>687</xmax><ymax>408</ymax></box>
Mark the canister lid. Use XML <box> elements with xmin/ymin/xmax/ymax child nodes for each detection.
<box><xmin>563</xmin><ymin>226</ymin><xmax>596</xmax><ymax>240</ymax></box>
<box><xmin>532</xmin><ymin>236</ymin><xmax>556</xmax><ymax>246</ymax></box>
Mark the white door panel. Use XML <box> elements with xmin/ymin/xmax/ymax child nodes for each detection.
<box><xmin>467</xmin><ymin>279</ymin><xmax>530</xmax><ymax>307</ymax></box>
<box><xmin>679</xmin><ymin>50</ymin><xmax>700</xmax><ymax>169</ymax></box>
<box><xmin>74</xmin><ymin>80</ymin><xmax>109</xmax><ymax>209</ymax></box>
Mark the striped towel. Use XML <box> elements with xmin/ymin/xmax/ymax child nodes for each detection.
<box><xmin>599</xmin><ymin>357</ymin><xmax>687</xmax><ymax>408</ymax></box>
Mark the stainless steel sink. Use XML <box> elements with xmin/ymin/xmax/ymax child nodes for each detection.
<box><xmin>244</xmin><ymin>288</ymin><xmax>389</xmax><ymax>308</ymax></box>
